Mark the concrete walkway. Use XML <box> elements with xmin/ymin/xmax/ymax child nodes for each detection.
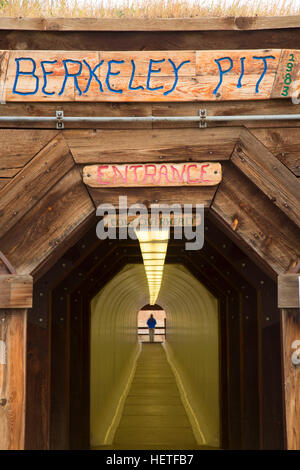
<box><xmin>104</xmin><ymin>343</ymin><xmax>200</xmax><ymax>450</ymax></box>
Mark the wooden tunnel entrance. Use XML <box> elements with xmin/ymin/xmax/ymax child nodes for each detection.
<box><xmin>0</xmin><ymin>126</ymin><xmax>299</xmax><ymax>450</ymax></box>
<box><xmin>23</xmin><ymin>221</ymin><xmax>286</xmax><ymax>450</ymax></box>
<box><xmin>0</xmin><ymin>17</ymin><xmax>300</xmax><ymax>451</ymax></box>
<box><xmin>1</xmin><ymin>124</ymin><xmax>299</xmax><ymax>448</ymax></box>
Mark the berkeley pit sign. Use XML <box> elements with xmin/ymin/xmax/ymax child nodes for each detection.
<box><xmin>1</xmin><ymin>49</ymin><xmax>299</xmax><ymax>102</ymax></box>
<box><xmin>83</xmin><ymin>162</ymin><xmax>222</xmax><ymax>187</ymax></box>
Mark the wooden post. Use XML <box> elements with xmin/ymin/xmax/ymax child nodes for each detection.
<box><xmin>0</xmin><ymin>273</ymin><xmax>32</xmax><ymax>450</ymax></box>
<box><xmin>281</xmin><ymin>308</ymin><xmax>300</xmax><ymax>450</ymax></box>
<box><xmin>278</xmin><ymin>274</ymin><xmax>300</xmax><ymax>449</ymax></box>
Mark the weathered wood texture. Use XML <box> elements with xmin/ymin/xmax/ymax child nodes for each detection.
<box><xmin>3</xmin><ymin>49</ymin><xmax>299</xmax><ymax>102</ymax></box>
<box><xmin>232</xmin><ymin>129</ymin><xmax>300</xmax><ymax>228</ymax></box>
<box><xmin>0</xmin><ymin>275</ymin><xmax>33</xmax><ymax>308</ymax></box>
<box><xmin>281</xmin><ymin>308</ymin><xmax>300</xmax><ymax>449</ymax></box>
<box><xmin>0</xmin><ymin>134</ymin><xmax>75</xmax><ymax>238</ymax></box>
<box><xmin>66</xmin><ymin>128</ymin><xmax>238</xmax><ymax>163</ymax></box>
<box><xmin>278</xmin><ymin>274</ymin><xmax>300</xmax><ymax>308</ymax></box>
<box><xmin>1</xmin><ymin>17</ymin><xmax>300</xmax><ymax>31</ymax></box>
<box><xmin>211</xmin><ymin>163</ymin><xmax>300</xmax><ymax>276</ymax></box>
<box><xmin>0</xmin><ymin>167</ymin><xmax>95</xmax><ymax>275</ymax></box>
<box><xmin>0</xmin><ymin>130</ymin><xmax>58</xmax><ymax>168</ymax></box>
<box><xmin>259</xmin><ymin>281</ymin><xmax>284</xmax><ymax>449</ymax></box>
<box><xmin>83</xmin><ymin>162</ymin><xmax>221</xmax><ymax>188</ymax></box>
<box><xmin>2</xmin><ymin>30</ymin><xmax>300</xmax><ymax>54</ymax></box>
<box><xmin>88</xmin><ymin>186</ymin><xmax>217</xmax><ymax>208</ymax></box>
<box><xmin>25</xmin><ymin>280</ymin><xmax>51</xmax><ymax>450</ymax></box>
<box><xmin>0</xmin><ymin>308</ymin><xmax>27</xmax><ymax>450</ymax></box>
<box><xmin>251</xmin><ymin>128</ymin><xmax>300</xmax><ymax>176</ymax></box>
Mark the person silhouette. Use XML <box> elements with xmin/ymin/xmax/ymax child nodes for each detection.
<box><xmin>147</xmin><ymin>314</ymin><xmax>157</xmax><ymax>343</ymax></box>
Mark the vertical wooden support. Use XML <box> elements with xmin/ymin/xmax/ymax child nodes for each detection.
<box><xmin>259</xmin><ymin>280</ymin><xmax>284</xmax><ymax>449</ymax></box>
<box><xmin>25</xmin><ymin>280</ymin><xmax>51</xmax><ymax>450</ymax></box>
<box><xmin>0</xmin><ymin>308</ymin><xmax>27</xmax><ymax>450</ymax></box>
<box><xmin>240</xmin><ymin>292</ymin><xmax>260</xmax><ymax>449</ymax></box>
<box><xmin>69</xmin><ymin>293</ymin><xmax>85</xmax><ymax>450</ymax></box>
<box><xmin>226</xmin><ymin>293</ymin><xmax>242</xmax><ymax>449</ymax></box>
<box><xmin>50</xmin><ymin>288</ymin><xmax>70</xmax><ymax>450</ymax></box>
<box><xmin>281</xmin><ymin>308</ymin><xmax>300</xmax><ymax>450</ymax></box>
<box><xmin>219</xmin><ymin>296</ymin><xmax>229</xmax><ymax>449</ymax></box>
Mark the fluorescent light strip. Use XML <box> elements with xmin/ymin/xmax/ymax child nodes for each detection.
<box><xmin>135</xmin><ymin>228</ymin><xmax>169</xmax><ymax>305</ymax></box>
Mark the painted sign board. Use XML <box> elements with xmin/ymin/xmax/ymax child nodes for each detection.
<box><xmin>83</xmin><ymin>162</ymin><xmax>222</xmax><ymax>187</ymax></box>
<box><xmin>1</xmin><ymin>49</ymin><xmax>299</xmax><ymax>102</ymax></box>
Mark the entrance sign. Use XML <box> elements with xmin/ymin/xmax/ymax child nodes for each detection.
<box><xmin>83</xmin><ymin>162</ymin><xmax>222</xmax><ymax>187</ymax></box>
<box><xmin>1</xmin><ymin>49</ymin><xmax>299</xmax><ymax>102</ymax></box>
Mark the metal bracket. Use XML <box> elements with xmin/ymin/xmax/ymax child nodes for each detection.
<box><xmin>199</xmin><ymin>109</ymin><xmax>207</xmax><ymax>128</ymax></box>
<box><xmin>56</xmin><ymin>110</ymin><xmax>64</xmax><ymax>129</ymax></box>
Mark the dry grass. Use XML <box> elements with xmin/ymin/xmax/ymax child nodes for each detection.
<box><xmin>0</xmin><ymin>0</ymin><xmax>299</xmax><ymax>18</ymax></box>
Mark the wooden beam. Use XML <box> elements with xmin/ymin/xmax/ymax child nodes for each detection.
<box><xmin>88</xmin><ymin>185</ymin><xmax>217</xmax><ymax>208</ymax></box>
<box><xmin>232</xmin><ymin>129</ymin><xmax>300</xmax><ymax>228</ymax></box>
<box><xmin>251</xmin><ymin>128</ymin><xmax>300</xmax><ymax>177</ymax></box>
<box><xmin>281</xmin><ymin>308</ymin><xmax>300</xmax><ymax>449</ymax></box>
<box><xmin>0</xmin><ymin>308</ymin><xmax>27</xmax><ymax>450</ymax></box>
<box><xmin>50</xmin><ymin>290</ymin><xmax>70</xmax><ymax>449</ymax></box>
<box><xmin>259</xmin><ymin>280</ymin><xmax>284</xmax><ymax>449</ymax></box>
<box><xmin>25</xmin><ymin>280</ymin><xmax>51</xmax><ymax>450</ymax></box>
<box><xmin>0</xmin><ymin>275</ymin><xmax>32</xmax><ymax>308</ymax></box>
<box><xmin>1</xmin><ymin>30</ymin><xmax>299</xmax><ymax>53</ymax></box>
<box><xmin>0</xmin><ymin>16</ymin><xmax>299</xmax><ymax>31</ymax></box>
<box><xmin>211</xmin><ymin>163</ymin><xmax>300</xmax><ymax>275</ymax></box>
<box><xmin>278</xmin><ymin>274</ymin><xmax>300</xmax><ymax>308</ymax></box>
<box><xmin>0</xmin><ymin>130</ymin><xmax>58</xmax><ymax>169</ymax></box>
<box><xmin>0</xmin><ymin>167</ymin><xmax>95</xmax><ymax>275</ymax></box>
<box><xmin>66</xmin><ymin>128</ymin><xmax>238</xmax><ymax>164</ymax></box>
<box><xmin>0</xmin><ymin>134</ymin><xmax>75</xmax><ymax>239</ymax></box>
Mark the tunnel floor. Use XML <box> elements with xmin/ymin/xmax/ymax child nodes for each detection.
<box><xmin>95</xmin><ymin>343</ymin><xmax>213</xmax><ymax>450</ymax></box>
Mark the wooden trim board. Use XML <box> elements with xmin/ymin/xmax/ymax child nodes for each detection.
<box><xmin>0</xmin><ymin>17</ymin><xmax>300</xmax><ymax>31</ymax></box>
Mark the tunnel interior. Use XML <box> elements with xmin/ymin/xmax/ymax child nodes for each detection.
<box><xmin>26</xmin><ymin>212</ymin><xmax>284</xmax><ymax>450</ymax></box>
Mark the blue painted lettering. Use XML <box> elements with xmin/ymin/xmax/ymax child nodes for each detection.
<box><xmin>147</xmin><ymin>59</ymin><xmax>165</xmax><ymax>91</ymax></box>
<box><xmin>213</xmin><ymin>57</ymin><xmax>233</xmax><ymax>95</ymax></box>
<box><xmin>83</xmin><ymin>59</ymin><xmax>104</xmax><ymax>93</ymax></box>
<box><xmin>252</xmin><ymin>55</ymin><xmax>276</xmax><ymax>93</ymax></box>
<box><xmin>13</xmin><ymin>58</ymin><xmax>39</xmax><ymax>95</ymax></box>
<box><xmin>106</xmin><ymin>60</ymin><xmax>124</xmax><ymax>94</ymax></box>
<box><xmin>164</xmin><ymin>59</ymin><xmax>190</xmax><ymax>96</ymax></box>
<box><xmin>59</xmin><ymin>59</ymin><xmax>83</xmax><ymax>96</ymax></box>
<box><xmin>128</xmin><ymin>60</ymin><xmax>144</xmax><ymax>91</ymax></box>
<box><xmin>40</xmin><ymin>60</ymin><xmax>57</xmax><ymax>95</ymax></box>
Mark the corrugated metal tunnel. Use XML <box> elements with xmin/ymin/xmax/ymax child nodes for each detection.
<box><xmin>90</xmin><ymin>263</ymin><xmax>219</xmax><ymax>448</ymax></box>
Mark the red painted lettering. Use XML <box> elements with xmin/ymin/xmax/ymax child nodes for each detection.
<box><xmin>143</xmin><ymin>164</ymin><xmax>157</xmax><ymax>184</ymax></box>
<box><xmin>171</xmin><ymin>164</ymin><xmax>186</xmax><ymax>183</ymax></box>
<box><xmin>97</xmin><ymin>165</ymin><xmax>110</xmax><ymax>185</ymax></box>
<box><xmin>157</xmin><ymin>165</ymin><xmax>171</xmax><ymax>184</ymax></box>
<box><xmin>187</xmin><ymin>164</ymin><xmax>199</xmax><ymax>183</ymax></box>
<box><xmin>129</xmin><ymin>165</ymin><xmax>143</xmax><ymax>183</ymax></box>
<box><xmin>200</xmin><ymin>163</ymin><xmax>210</xmax><ymax>183</ymax></box>
<box><xmin>112</xmin><ymin>165</ymin><xmax>128</xmax><ymax>184</ymax></box>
